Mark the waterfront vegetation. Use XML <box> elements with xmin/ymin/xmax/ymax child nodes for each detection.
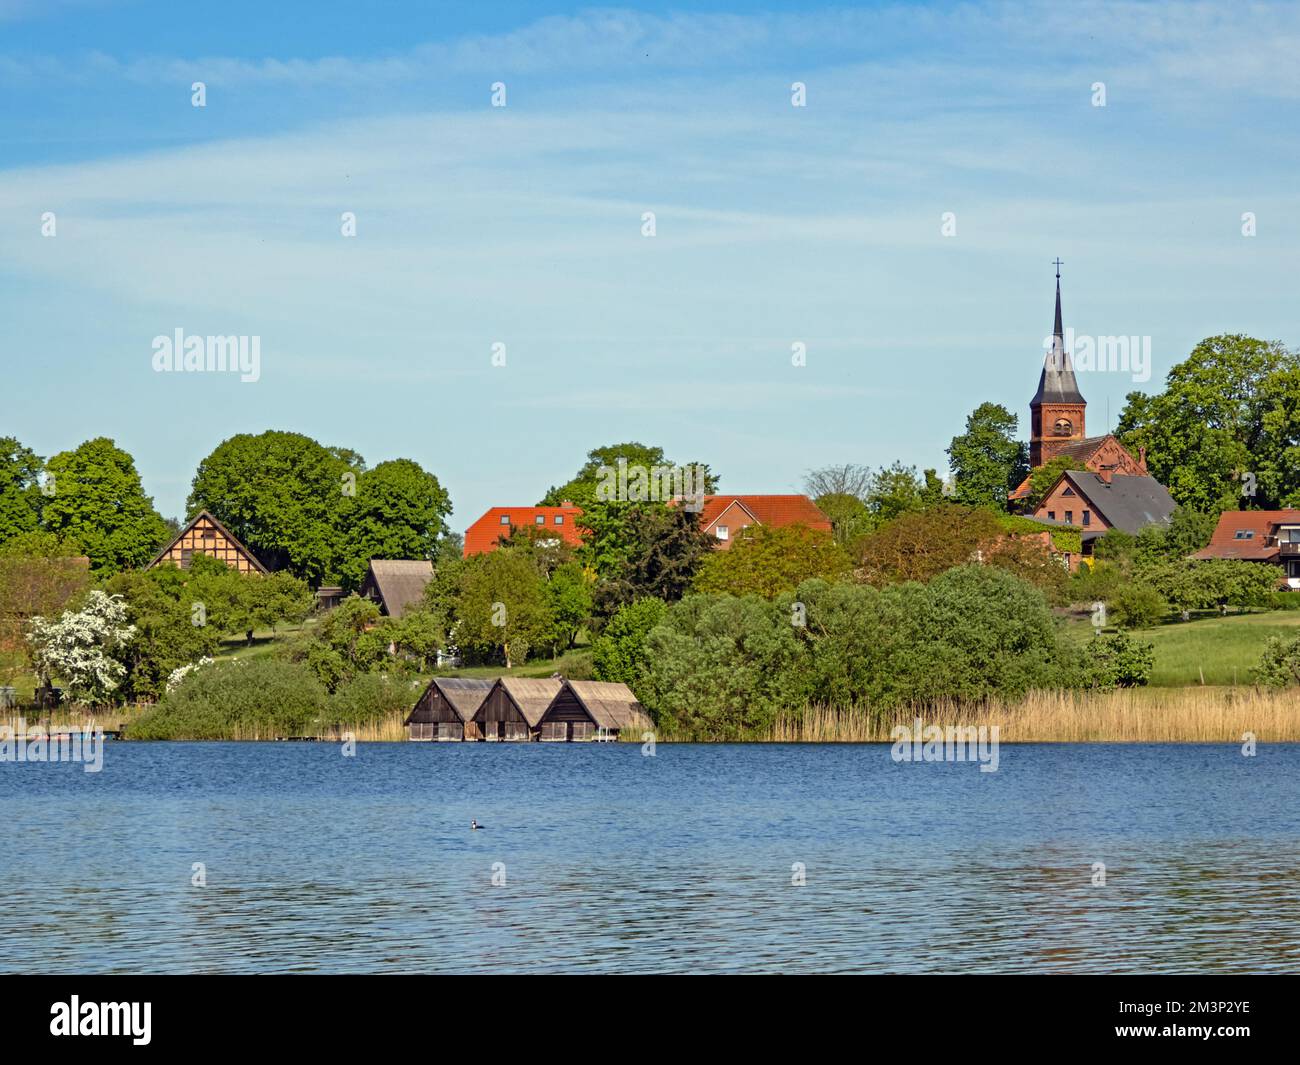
<box><xmin>5</xmin><ymin>333</ymin><xmax>1300</xmax><ymax>741</ymax></box>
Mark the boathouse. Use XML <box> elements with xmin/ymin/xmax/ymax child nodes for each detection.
<box><xmin>405</xmin><ymin>677</ymin><xmax>494</xmax><ymax>741</ymax></box>
<box><xmin>472</xmin><ymin>677</ymin><xmax>562</xmax><ymax>741</ymax></box>
<box><xmin>537</xmin><ymin>680</ymin><xmax>652</xmax><ymax>741</ymax></box>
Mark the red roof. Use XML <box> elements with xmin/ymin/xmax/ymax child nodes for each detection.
<box><xmin>1192</xmin><ymin>509</ymin><xmax>1300</xmax><ymax>561</ymax></box>
<box><xmin>463</xmin><ymin>505</ymin><xmax>584</xmax><ymax>557</ymax></box>
<box><xmin>697</xmin><ymin>495</ymin><xmax>832</xmax><ymax>533</ymax></box>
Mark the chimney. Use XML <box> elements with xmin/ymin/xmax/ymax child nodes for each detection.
<box><xmin>1138</xmin><ymin>445</ymin><xmax>1148</xmax><ymax>474</ymax></box>
<box><xmin>561</xmin><ymin>500</ymin><xmax>573</xmax><ymax>507</ymax></box>
<box><xmin>1099</xmin><ymin>469</ymin><xmax>1113</xmax><ymax>484</ymax></box>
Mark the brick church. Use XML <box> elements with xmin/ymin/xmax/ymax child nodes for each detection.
<box><xmin>1011</xmin><ymin>268</ymin><xmax>1174</xmax><ymax>547</ymax></box>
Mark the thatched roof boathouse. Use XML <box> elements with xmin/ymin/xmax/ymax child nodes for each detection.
<box><xmin>538</xmin><ymin>680</ymin><xmax>651</xmax><ymax>741</ymax></box>
<box><xmin>405</xmin><ymin>678</ymin><xmax>494</xmax><ymax>741</ymax></box>
<box><xmin>473</xmin><ymin>678</ymin><xmax>562</xmax><ymax>741</ymax></box>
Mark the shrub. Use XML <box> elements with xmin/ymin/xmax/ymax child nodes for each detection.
<box><xmin>1254</xmin><ymin>634</ymin><xmax>1300</xmax><ymax>687</ymax></box>
<box><xmin>129</xmin><ymin>658</ymin><xmax>327</xmax><ymax>739</ymax></box>
<box><xmin>1108</xmin><ymin>583</ymin><xmax>1168</xmax><ymax>629</ymax></box>
<box><xmin>1076</xmin><ymin>631</ymin><xmax>1154</xmax><ymax>688</ymax></box>
<box><xmin>591</xmin><ymin>597</ymin><xmax>667</xmax><ymax>684</ymax></box>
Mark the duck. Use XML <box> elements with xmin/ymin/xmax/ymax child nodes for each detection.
<box><xmin>471</xmin><ymin>820</ymin><xmax>483</xmax><ymax>830</ymax></box>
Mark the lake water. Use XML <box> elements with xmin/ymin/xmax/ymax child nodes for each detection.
<box><xmin>2</xmin><ymin>741</ymin><xmax>1298</xmax><ymax>974</ymax></box>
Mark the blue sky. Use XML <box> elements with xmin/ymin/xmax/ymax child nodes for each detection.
<box><xmin>2</xmin><ymin>0</ymin><xmax>1298</xmax><ymax>531</ymax></box>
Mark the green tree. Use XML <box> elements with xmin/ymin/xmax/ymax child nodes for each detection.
<box><xmin>946</xmin><ymin>403</ymin><xmax>1029</xmax><ymax>511</ymax></box>
<box><xmin>541</xmin><ymin>441</ymin><xmax>717</xmax><ymax>510</ymax></box>
<box><xmin>694</xmin><ymin>524</ymin><xmax>850</xmax><ymax>598</ymax></box>
<box><xmin>1255</xmin><ymin>633</ymin><xmax>1300</xmax><ymax>687</ymax></box>
<box><xmin>853</xmin><ymin>504</ymin><xmax>1004</xmax><ymax>585</ymax></box>
<box><xmin>543</xmin><ymin>561</ymin><xmax>593</xmax><ymax>653</ymax></box>
<box><xmin>336</xmin><ymin>458</ymin><xmax>452</xmax><ymax>590</ymax></box>
<box><xmin>188</xmin><ymin>431</ymin><xmax>353</xmax><ymax>585</ymax></box>
<box><xmin>454</xmin><ymin>548</ymin><xmax>551</xmax><ymax>668</ymax></box>
<box><xmin>591</xmin><ymin>597</ymin><xmax>667</xmax><ymax>685</ymax></box>
<box><xmin>40</xmin><ymin>438</ymin><xmax>170</xmax><ymax>575</ymax></box>
<box><xmin>1116</xmin><ymin>334</ymin><xmax>1297</xmax><ymax>511</ymax></box>
<box><xmin>0</xmin><ymin>436</ymin><xmax>43</xmax><ymax>545</ymax></box>
<box><xmin>589</xmin><ymin>503</ymin><xmax>716</xmax><ymax>621</ymax></box>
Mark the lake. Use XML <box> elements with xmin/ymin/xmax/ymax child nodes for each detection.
<box><xmin>2</xmin><ymin>741</ymin><xmax>1297</xmax><ymax>973</ymax></box>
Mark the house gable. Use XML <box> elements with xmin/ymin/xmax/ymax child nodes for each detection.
<box><xmin>148</xmin><ymin>511</ymin><xmax>268</xmax><ymax>575</ymax></box>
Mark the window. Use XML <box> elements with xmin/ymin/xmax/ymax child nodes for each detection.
<box><xmin>1233</xmin><ymin>530</ymin><xmax>1255</xmax><ymax>540</ymax></box>
<box><xmin>1053</xmin><ymin>417</ymin><xmax>1073</xmax><ymax>436</ymax></box>
<box><xmin>1065</xmin><ymin>511</ymin><xmax>1073</xmax><ymax>524</ymax></box>
<box><xmin>499</xmin><ymin>514</ymin><xmax>511</xmax><ymax>525</ymax></box>
<box><xmin>535</xmin><ymin>515</ymin><xmax>545</xmax><ymax>524</ymax></box>
<box><xmin>716</xmin><ymin>526</ymin><xmax>729</xmax><ymax>540</ymax></box>
<box><xmin>1047</xmin><ymin>511</ymin><xmax>1055</xmax><ymax>520</ymax></box>
<box><xmin>554</xmin><ymin>515</ymin><xmax>564</xmax><ymax>525</ymax></box>
<box><xmin>1062</xmin><ymin>487</ymin><xmax>1076</xmax><ymax>496</ymax></box>
<box><xmin>1082</xmin><ymin>511</ymin><xmax>1091</xmax><ymax>526</ymax></box>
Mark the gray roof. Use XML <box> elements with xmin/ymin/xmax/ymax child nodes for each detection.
<box><xmin>1061</xmin><ymin>471</ymin><xmax>1175</xmax><ymax>534</ymax></box>
<box><xmin>363</xmin><ymin>559</ymin><xmax>433</xmax><ymax>619</ymax></box>
<box><xmin>1031</xmin><ymin>277</ymin><xmax>1086</xmax><ymax>407</ymax></box>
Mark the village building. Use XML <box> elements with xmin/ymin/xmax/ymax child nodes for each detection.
<box><xmin>148</xmin><ymin>510</ymin><xmax>268</xmax><ymax>574</ymax></box>
<box><xmin>405</xmin><ymin>677</ymin><xmax>494</xmax><ymax>740</ymax></box>
<box><xmin>358</xmin><ymin>559</ymin><xmax>434</xmax><ymax>618</ymax></box>
<box><xmin>1034</xmin><ymin>469</ymin><xmax>1175</xmax><ymax>555</ymax></box>
<box><xmin>1192</xmin><ymin>510</ymin><xmax>1300</xmax><ymax>590</ymax></box>
<box><xmin>695</xmin><ymin>495</ymin><xmax>832</xmax><ymax>548</ymax></box>
<box><xmin>1008</xmin><ymin>269</ymin><xmax>1154</xmax><ymax>505</ymax></box>
<box><xmin>471</xmin><ymin>677</ymin><xmax>563</xmax><ymax>740</ymax></box>
<box><xmin>537</xmin><ymin>679</ymin><xmax>652</xmax><ymax>741</ymax></box>
<box><xmin>463</xmin><ymin>504</ymin><xmax>584</xmax><ymax>557</ymax></box>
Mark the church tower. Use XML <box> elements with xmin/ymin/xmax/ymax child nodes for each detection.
<box><xmin>1029</xmin><ymin>264</ymin><xmax>1086</xmax><ymax>467</ymax></box>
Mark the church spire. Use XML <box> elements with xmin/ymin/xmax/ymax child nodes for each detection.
<box><xmin>1032</xmin><ymin>260</ymin><xmax>1085</xmax><ymax>407</ymax></box>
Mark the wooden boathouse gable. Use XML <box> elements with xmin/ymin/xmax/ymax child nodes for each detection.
<box><xmin>473</xmin><ymin>677</ymin><xmax>562</xmax><ymax>741</ymax></box>
<box><xmin>405</xmin><ymin>677</ymin><xmax>494</xmax><ymax>741</ymax></box>
<box><xmin>539</xmin><ymin>679</ymin><xmax>652</xmax><ymax>741</ymax></box>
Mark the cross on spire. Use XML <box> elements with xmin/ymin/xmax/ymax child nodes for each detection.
<box><xmin>1052</xmin><ymin>257</ymin><xmax>1063</xmax><ymax>278</ymax></box>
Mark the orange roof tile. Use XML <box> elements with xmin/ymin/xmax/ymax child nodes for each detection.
<box><xmin>697</xmin><ymin>495</ymin><xmax>832</xmax><ymax>533</ymax></box>
<box><xmin>1192</xmin><ymin>509</ymin><xmax>1300</xmax><ymax>561</ymax></box>
<box><xmin>463</xmin><ymin>506</ymin><xmax>584</xmax><ymax>557</ymax></box>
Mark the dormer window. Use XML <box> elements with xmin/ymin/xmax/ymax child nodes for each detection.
<box><xmin>1233</xmin><ymin>530</ymin><xmax>1255</xmax><ymax>540</ymax></box>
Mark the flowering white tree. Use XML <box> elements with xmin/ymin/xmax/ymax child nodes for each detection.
<box><xmin>28</xmin><ymin>591</ymin><xmax>136</xmax><ymax>706</ymax></box>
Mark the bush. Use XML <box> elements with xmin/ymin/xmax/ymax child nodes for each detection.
<box><xmin>1068</xmin><ymin>560</ymin><xmax>1126</xmax><ymax>605</ymax></box>
<box><xmin>1076</xmin><ymin>631</ymin><xmax>1154</xmax><ymax>688</ymax></box>
<box><xmin>1254</xmin><ymin>633</ymin><xmax>1300</xmax><ymax>687</ymax></box>
<box><xmin>1108</xmin><ymin>583</ymin><xmax>1168</xmax><ymax>629</ymax></box>
<box><xmin>129</xmin><ymin>658</ymin><xmax>327</xmax><ymax>739</ymax></box>
<box><xmin>1265</xmin><ymin>591</ymin><xmax>1300</xmax><ymax>611</ymax></box>
<box><xmin>638</xmin><ymin>566</ymin><xmax>1077</xmax><ymax>739</ymax></box>
<box><xmin>591</xmin><ymin>597</ymin><xmax>666</xmax><ymax>685</ymax></box>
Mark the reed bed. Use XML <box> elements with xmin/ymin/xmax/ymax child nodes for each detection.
<box><xmin>766</xmin><ymin>687</ymin><xmax>1300</xmax><ymax>743</ymax></box>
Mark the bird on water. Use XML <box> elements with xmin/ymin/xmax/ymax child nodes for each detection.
<box><xmin>471</xmin><ymin>820</ymin><xmax>483</xmax><ymax>830</ymax></box>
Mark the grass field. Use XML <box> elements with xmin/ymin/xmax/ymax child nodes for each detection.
<box><xmin>1063</xmin><ymin>607</ymin><xmax>1300</xmax><ymax>687</ymax></box>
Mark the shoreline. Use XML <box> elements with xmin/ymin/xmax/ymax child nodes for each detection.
<box><xmin>8</xmin><ymin>686</ymin><xmax>1298</xmax><ymax>744</ymax></box>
